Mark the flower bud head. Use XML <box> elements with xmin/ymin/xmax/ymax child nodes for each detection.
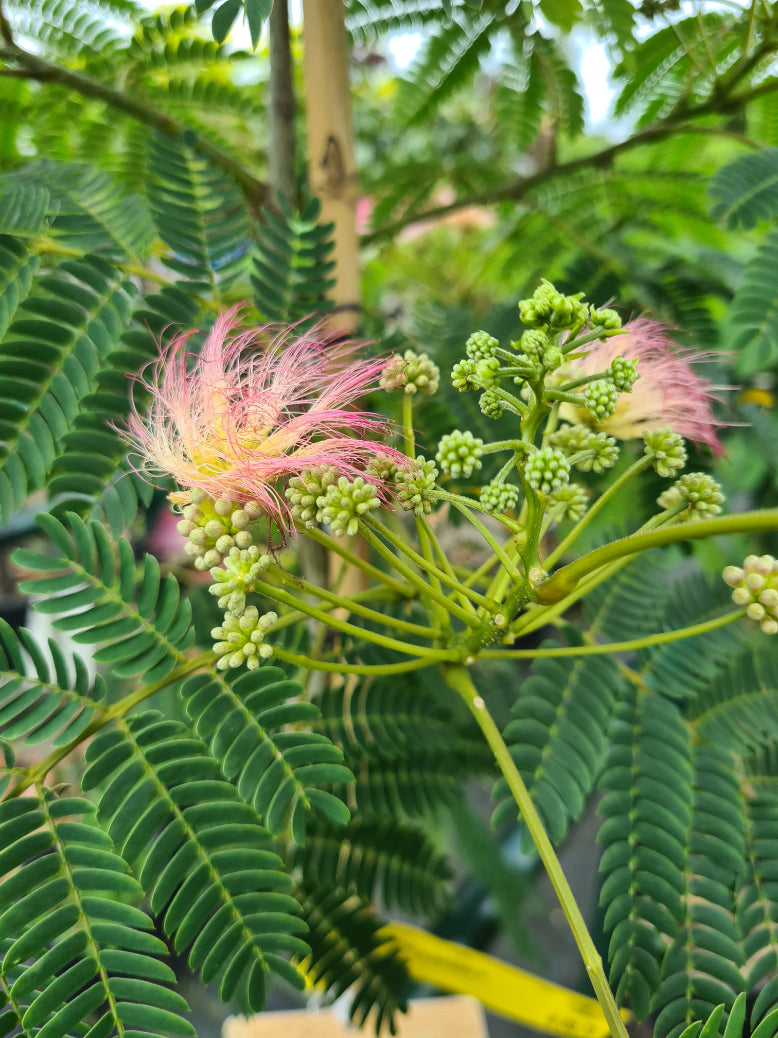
<box><xmin>214</xmin><ymin>498</ymin><xmax>233</xmax><ymax>517</ymax></box>
<box><xmin>525</xmin><ymin>447</ymin><xmax>571</xmax><ymax>495</ymax></box>
<box><xmin>552</xmin><ymin>425</ymin><xmax>618</xmax><ymax>473</ymax></box>
<box><xmin>724</xmin><ymin>554</ymin><xmax>778</xmax><ymax>634</ymax></box>
<box><xmin>286</xmin><ymin>465</ymin><xmax>340</xmax><ymax>528</ymax></box>
<box><xmin>608</xmin><ymin>356</ymin><xmax>639</xmax><ymax>392</ymax></box>
<box><xmin>517</xmin><ymin>329</ymin><xmax>550</xmax><ymax>359</ymax></box>
<box><xmin>321</xmin><ymin>476</ymin><xmax>381</xmax><ymax>537</ymax></box>
<box><xmin>479</xmin><ymin>390</ymin><xmax>504</xmax><ymax>419</ymax></box>
<box><xmin>732</xmin><ymin>587</ymin><xmax>752</xmax><ymax>606</ymax></box>
<box><xmin>519</xmin><ymin>279</ymin><xmax>588</xmax><ymax>331</ymax></box>
<box><xmin>759</xmin><ymin>588</ymin><xmax>778</xmax><ymax>608</ymax></box>
<box><xmin>747</xmin><ymin>602</ymin><xmax>767</xmax><ymax>621</ymax></box>
<box><xmin>657</xmin><ymin>472</ymin><xmax>724</xmax><ymax>520</ymax></box>
<box><xmin>212</xmin><ymin>607</ymin><xmax>276</xmax><ymax>670</ymax></box>
<box><xmin>643</xmin><ymin>428</ymin><xmax>687</xmax><ymax>478</ymax></box>
<box><xmin>177</xmin><ymin>519</ymin><xmax>196</xmax><ymax>536</ymax></box>
<box><xmin>480</xmin><ymin>480</ymin><xmax>520</xmax><ymax>514</ymax></box>
<box><xmin>396</xmin><ymin>457</ymin><xmax>439</xmax><ymax>516</ymax></box>
<box><xmin>475</xmin><ymin>356</ymin><xmax>501</xmax><ymax>389</ymax></box>
<box><xmin>761</xmin><ymin>618</ymin><xmax>778</xmax><ymax>635</ymax></box>
<box><xmin>547</xmin><ymin>483</ymin><xmax>589</xmax><ymax>523</ymax></box>
<box><xmin>590</xmin><ymin>307</ymin><xmax>622</xmax><ymax>331</ymax></box>
<box><xmin>451</xmin><ymin>359</ymin><xmax>480</xmax><ymax>393</ymax></box>
<box><xmin>465</xmin><ymin>331</ymin><xmax>499</xmax><ymax>361</ymax></box>
<box><xmin>436</xmin><ymin>430</ymin><xmax>484</xmax><ymax>479</ymax></box>
<box><xmin>381</xmin><ymin>349</ymin><xmax>440</xmax><ymax>395</ymax></box>
<box><xmin>745</xmin><ymin>572</ymin><xmax>766</xmax><ymax>592</ymax></box>
<box><xmin>584</xmin><ymin>380</ymin><xmax>619</xmax><ymax>421</ymax></box>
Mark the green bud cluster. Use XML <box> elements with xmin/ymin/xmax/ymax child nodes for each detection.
<box><xmin>584</xmin><ymin>380</ymin><xmax>619</xmax><ymax>420</ymax></box>
<box><xmin>518</xmin><ymin>280</ymin><xmax>588</xmax><ymax>331</ymax></box>
<box><xmin>465</xmin><ymin>331</ymin><xmax>499</xmax><ymax>361</ymax></box>
<box><xmin>657</xmin><ymin>472</ymin><xmax>725</xmax><ymax>520</ymax></box>
<box><xmin>396</xmin><ymin>457</ymin><xmax>439</xmax><ymax>516</ymax></box>
<box><xmin>480</xmin><ymin>480</ymin><xmax>520</xmax><ymax>514</ymax></box>
<box><xmin>451</xmin><ymin>359</ymin><xmax>481</xmax><ymax>393</ymax></box>
<box><xmin>608</xmin><ymin>356</ymin><xmax>639</xmax><ymax>392</ymax></box>
<box><xmin>436</xmin><ymin>430</ymin><xmax>484</xmax><ymax>479</ymax></box>
<box><xmin>209</xmin><ymin>545</ymin><xmax>271</xmax><ymax>615</ymax></box>
<box><xmin>547</xmin><ymin>483</ymin><xmax>589</xmax><ymax>523</ymax></box>
<box><xmin>367</xmin><ymin>457</ymin><xmax>400</xmax><ymax>484</ymax></box>
<box><xmin>589</xmin><ymin>307</ymin><xmax>622</xmax><ymax>331</ymax></box>
<box><xmin>380</xmin><ymin>349</ymin><xmax>440</xmax><ymax>395</ymax></box>
<box><xmin>286</xmin><ymin>466</ymin><xmax>340</xmax><ymax>528</ymax></box>
<box><xmin>516</xmin><ymin>329</ymin><xmax>550</xmax><ymax>359</ymax></box>
<box><xmin>479</xmin><ymin>390</ymin><xmax>504</xmax><ymax>419</ymax></box>
<box><xmin>177</xmin><ymin>488</ymin><xmax>262</xmax><ymax>570</ymax></box>
<box><xmin>723</xmin><ymin>555</ymin><xmax>778</xmax><ymax>635</ymax></box>
<box><xmin>525</xmin><ymin>447</ymin><xmax>570</xmax><ymax>495</ymax></box>
<box><xmin>321</xmin><ymin>476</ymin><xmax>381</xmax><ymax>536</ymax></box>
<box><xmin>643</xmin><ymin>428</ymin><xmax>687</xmax><ymax>478</ymax></box>
<box><xmin>552</xmin><ymin>425</ymin><xmax>619</xmax><ymax>473</ymax></box>
<box><xmin>212</xmin><ymin>606</ymin><xmax>277</xmax><ymax>670</ymax></box>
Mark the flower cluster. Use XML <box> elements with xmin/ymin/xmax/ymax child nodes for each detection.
<box><xmin>125</xmin><ymin>309</ymin><xmax>403</xmax><ymax>530</ymax></box>
<box><xmin>723</xmin><ymin>555</ymin><xmax>778</xmax><ymax>635</ymax></box>
<box><xmin>657</xmin><ymin>472</ymin><xmax>725</xmax><ymax>520</ymax></box>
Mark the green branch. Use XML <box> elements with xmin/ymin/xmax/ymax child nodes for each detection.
<box><xmin>536</xmin><ymin>509</ymin><xmax>778</xmax><ymax>603</ymax></box>
<box><xmin>272</xmin><ymin>645</ymin><xmax>451</xmax><ymax>675</ymax></box>
<box><xmin>484</xmin><ymin>609</ymin><xmax>745</xmax><ymax>659</ymax></box>
<box><xmin>0</xmin><ymin>42</ymin><xmax>267</xmax><ymax>205</ymax></box>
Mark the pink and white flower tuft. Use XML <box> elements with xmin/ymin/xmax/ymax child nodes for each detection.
<box><xmin>561</xmin><ymin>319</ymin><xmax>727</xmax><ymax>455</ymax></box>
<box><xmin>124</xmin><ymin>310</ymin><xmax>402</xmax><ymax>527</ymax></box>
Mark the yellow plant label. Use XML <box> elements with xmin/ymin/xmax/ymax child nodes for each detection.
<box><xmin>381</xmin><ymin>922</ymin><xmax>633</xmax><ymax>1038</ymax></box>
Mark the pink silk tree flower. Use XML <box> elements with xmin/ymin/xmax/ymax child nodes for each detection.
<box><xmin>124</xmin><ymin>310</ymin><xmax>403</xmax><ymax>528</ymax></box>
<box><xmin>560</xmin><ymin>319</ymin><xmax>727</xmax><ymax>455</ymax></box>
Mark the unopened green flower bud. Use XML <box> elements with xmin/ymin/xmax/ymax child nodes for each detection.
<box><xmin>608</xmin><ymin>356</ymin><xmax>639</xmax><ymax>392</ymax></box>
<box><xmin>381</xmin><ymin>349</ymin><xmax>440</xmax><ymax>395</ymax></box>
<box><xmin>212</xmin><ymin>606</ymin><xmax>277</xmax><ymax>670</ymax></box>
<box><xmin>396</xmin><ymin>457</ymin><xmax>439</xmax><ymax>515</ymax></box>
<box><xmin>584</xmin><ymin>380</ymin><xmax>619</xmax><ymax>420</ymax></box>
<box><xmin>552</xmin><ymin>425</ymin><xmax>618</xmax><ymax>472</ymax></box>
<box><xmin>214</xmin><ymin>498</ymin><xmax>233</xmax><ymax>517</ymax></box>
<box><xmin>543</xmin><ymin>346</ymin><xmax>564</xmax><ymax>371</ymax></box>
<box><xmin>209</xmin><ymin>545</ymin><xmax>271</xmax><ymax>614</ymax></box>
<box><xmin>286</xmin><ymin>466</ymin><xmax>339</xmax><ymax>528</ymax></box>
<box><xmin>479</xmin><ymin>390</ymin><xmax>504</xmax><ymax>419</ymax></box>
<box><xmin>452</xmin><ymin>359</ymin><xmax>480</xmax><ymax>392</ymax></box>
<box><xmin>480</xmin><ymin>480</ymin><xmax>520</xmax><ymax>514</ymax></box>
<box><xmin>643</xmin><ymin>428</ymin><xmax>687</xmax><ymax>478</ymax></box>
<box><xmin>658</xmin><ymin>472</ymin><xmax>725</xmax><ymax>520</ymax></box>
<box><xmin>475</xmin><ymin>356</ymin><xmax>501</xmax><ymax>389</ymax></box>
<box><xmin>436</xmin><ymin>430</ymin><xmax>484</xmax><ymax>479</ymax></box>
<box><xmin>723</xmin><ymin>554</ymin><xmax>778</xmax><ymax>634</ymax></box>
<box><xmin>589</xmin><ymin>307</ymin><xmax>622</xmax><ymax>331</ymax></box>
<box><xmin>516</xmin><ymin>329</ymin><xmax>550</xmax><ymax>359</ymax></box>
<box><xmin>465</xmin><ymin>331</ymin><xmax>499</xmax><ymax>361</ymax></box>
<box><xmin>321</xmin><ymin>476</ymin><xmax>381</xmax><ymax>536</ymax></box>
<box><xmin>525</xmin><ymin>447</ymin><xmax>570</xmax><ymax>495</ymax></box>
<box><xmin>519</xmin><ymin>280</ymin><xmax>588</xmax><ymax>331</ymax></box>
<box><xmin>547</xmin><ymin>483</ymin><xmax>589</xmax><ymax>523</ymax></box>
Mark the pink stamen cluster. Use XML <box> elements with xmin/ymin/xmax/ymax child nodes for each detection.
<box><xmin>125</xmin><ymin>310</ymin><xmax>403</xmax><ymax>529</ymax></box>
<box><xmin>562</xmin><ymin>319</ymin><xmax>727</xmax><ymax>455</ymax></box>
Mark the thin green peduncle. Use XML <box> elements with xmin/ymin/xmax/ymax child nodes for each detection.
<box><xmin>440</xmin><ymin>664</ymin><xmax>630</xmax><ymax>1038</ymax></box>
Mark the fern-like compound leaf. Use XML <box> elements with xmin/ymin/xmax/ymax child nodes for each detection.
<box><xmin>0</xmin><ymin>619</ymin><xmax>107</xmax><ymax>749</ymax></box>
<box><xmin>14</xmin><ymin>512</ymin><xmax>194</xmax><ymax>683</ymax></box>
<box><xmin>0</xmin><ymin>793</ymin><xmax>194</xmax><ymax>1037</ymax></box>
<box><xmin>724</xmin><ymin>227</ymin><xmax>778</xmax><ymax>375</ymax></box>
<box><xmin>182</xmin><ymin>667</ymin><xmax>353</xmax><ymax>842</ymax></box>
<box><xmin>297</xmin><ymin>883</ymin><xmax>408</xmax><ymax>1035</ymax></box>
<box><xmin>0</xmin><ymin>236</ymin><xmax>38</xmax><ymax>345</ymax></box>
<box><xmin>82</xmin><ymin>711</ymin><xmax>307</xmax><ymax>1010</ymax></box>
<box><xmin>598</xmin><ymin>688</ymin><xmax>693</xmax><ymax>1022</ymax></box>
<box><xmin>301</xmin><ymin>818</ymin><xmax>452</xmax><ymax>916</ymax></box>
<box><xmin>317</xmin><ymin>674</ymin><xmax>492</xmax><ymax>819</ymax></box>
<box><xmin>251</xmin><ymin>194</ymin><xmax>336</xmax><ymax>323</ymax></box>
<box><xmin>710</xmin><ymin>149</ymin><xmax>778</xmax><ymax>229</ymax></box>
<box><xmin>492</xmin><ymin>637</ymin><xmax>624</xmax><ymax>844</ymax></box>
<box><xmin>650</xmin><ymin>746</ymin><xmax>745</xmax><ymax>1038</ymax></box>
<box><xmin>147</xmin><ymin>132</ymin><xmax>251</xmax><ymax>299</ymax></box>
<box><xmin>0</xmin><ymin>256</ymin><xmax>136</xmax><ymax>526</ymax></box>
